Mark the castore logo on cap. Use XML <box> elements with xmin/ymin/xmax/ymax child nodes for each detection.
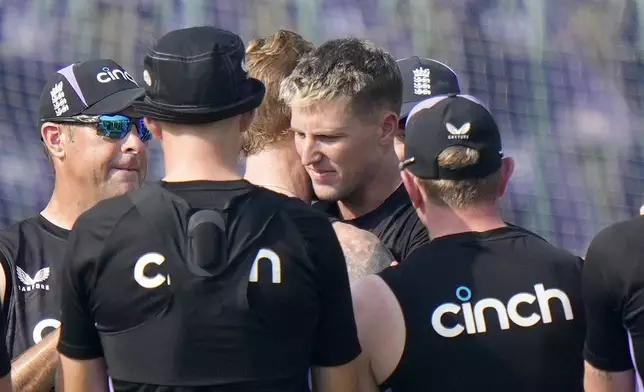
<box><xmin>446</xmin><ymin>122</ymin><xmax>471</xmax><ymax>140</ymax></box>
<box><xmin>96</xmin><ymin>67</ymin><xmax>137</xmax><ymax>84</ymax></box>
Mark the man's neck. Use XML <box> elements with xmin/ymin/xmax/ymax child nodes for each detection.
<box><xmin>422</xmin><ymin>203</ymin><xmax>507</xmax><ymax>240</ymax></box>
<box><xmin>161</xmin><ymin>132</ymin><xmax>242</xmax><ymax>183</ymax></box>
<box><xmin>41</xmin><ymin>179</ymin><xmax>97</xmax><ymax>230</ymax></box>
<box><xmin>336</xmin><ymin>152</ymin><xmax>402</xmax><ymax>220</ymax></box>
<box><xmin>244</xmin><ymin>145</ymin><xmax>312</xmax><ymax>202</ymax></box>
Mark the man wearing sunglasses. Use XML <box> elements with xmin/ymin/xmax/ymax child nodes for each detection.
<box><xmin>0</xmin><ymin>58</ymin><xmax>148</xmax><ymax>391</ymax></box>
<box><xmin>57</xmin><ymin>26</ymin><xmax>359</xmax><ymax>392</ymax></box>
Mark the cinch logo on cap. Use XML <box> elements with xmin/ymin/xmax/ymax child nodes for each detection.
<box><xmin>96</xmin><ymin>67</ymin><xmax>137</xmax><ymax>84</ymax></box>
<box><xmin>431</xmin><ymin>284</ymin><xmax>574</xmax><ymax>338</ymax></box>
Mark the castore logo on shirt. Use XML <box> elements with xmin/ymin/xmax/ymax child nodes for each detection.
<box><xmin>16</xmin><ymin>266</ymin><xmax>50</xmax><ymax>292</ymax></box>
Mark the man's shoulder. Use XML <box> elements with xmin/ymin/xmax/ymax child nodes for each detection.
<box><xmin>74</xmin><ymin>193</ymin><xmax>136</xmax><ymax>232</ymax></box>
<box><xmin>505</xmin><ymin>224</ymin><xmax>581</xmax><ymax>262</ymax></box>
<box><xmin>584</xmin><ymin>216</ymin><xmax>644</xmax><ymax>274</ymax></box>
<box><xmin>0</xmin><ymin>215</ymin><xmax>41</xmax><ymax>238</ymax></box>
<box><xmin>0</xmin><ymin>215</ymin><xmax>44</xmax><ymax>259</ymax></box>
<box><xmin>256</xmin><ymin>190</ymin><xmax>333</xmax><ymax>223</ymax></box>
<box><xmin>590</xmin><ymin>216</ymin><xmax>644</xmax><ymax>250</ymax></box>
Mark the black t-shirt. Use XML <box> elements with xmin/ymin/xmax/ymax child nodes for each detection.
<box><xmin>0</xmin><ymin>215</ymin><xmax>68</xmax><ymax>360</ymax></box>
<box><xmin>313</xmin><ymin>185</ymin><xmax>428</xmax><ymax>261</ymax></box>
<box><xmin>57</xmin><ymin>180</ymin><xmax>360</xmax><ymax>392</ymax></box>
<box><xmin>0</xmin><ymin>315</ymin><xmax>9</xmax><ymax>378</ymax></box>
<box><xmin>583</xmin><ymin>216</ymin><xmax>644</xmax><ymax>384</ymax></box>
<box><xmin>378</xmin><ymin>226</ymin><xmax>585</xmax><ymax>392</ymax></box>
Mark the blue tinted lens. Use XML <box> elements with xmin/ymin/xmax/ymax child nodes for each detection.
<box><xmin>136</xmin><ymin>119</ymin><xmax>152</xmax><ymax>142</ymax></box>
<box><xmin>97</xmin><ymin>115</ymin><xmax>130</xmax><ymax>139</ymax></box>
<box><xmin>97</xmin><ymin>115</ymin><xmax>151</xmax><ymax>142</ymax></box>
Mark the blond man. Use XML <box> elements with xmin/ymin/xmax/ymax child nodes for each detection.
<box><xmin>243</xmin><ymin>30</ymin><xmax>395</xmax><ymax>282</ymax></box>
<box><xmin>280</xmin><ymin>38</ymin><xmax>429</xmax><ymax>262</ymax></box>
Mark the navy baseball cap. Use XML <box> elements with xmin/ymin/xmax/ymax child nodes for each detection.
<box><xmin>39</xmin><ymin>59</ymin><xmax>144</xmax><ymax>121</ymax></box>
<box><xmin>397</xmin><ymin>56</ymin><xmax>461</xmax><ymax>122</ymax></box>
<box><xmin>399</xmin><ymin>94</ymin><xmax>503</xmax><ymax>180</ymax></box>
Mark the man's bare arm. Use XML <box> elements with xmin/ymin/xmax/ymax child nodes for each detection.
<box><xmin>55</xmin><ymin>361</ymin><xmax>63</xmax><ymax>392</ymax></box>
<box><xmin>58</xmin><ymin>355</ymin><xmax>108</xmax><ymax>392</ymax></box>
<box><xmin>311</xmin><ymin>359</ymin><xmax>359</xmax><ymax>392</ymax></box>
<box><xmin>332</xmin><ymin>222</ymin><xmax>396</xmax><ymax>283</ymax></box>
<box><xmin>0</xmin><ymin>375</ymin><xmax>11</xmax><ymax>392</ymax></box>
<box><xmin>11</xmin><ymin>329</ymin><xmax>59</xmax><ymax>392</ymax></box>
<box><xmin>584</xmin><ymin>361</ymin><xmax>634</xmax><ymax>392</ymax></box>
<box><xmin>355</xmin><ymin>352</ymin><xmax>379</xmax><ymax>392</ymax></box>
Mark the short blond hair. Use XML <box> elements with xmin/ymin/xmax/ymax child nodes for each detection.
<box><xmin>419</xmin><ymin>146</ymin><xmax>501</xmax><ymax>209</ymax></box>
<box><xmin>279</xmin><ymin>37</ymin><xmax>402</xmax><ymax>120</ymax></box>
<box><xmin>241</xmin><ymin>30</ymin><xmax>313</xmax><ymax>156</ymax></box>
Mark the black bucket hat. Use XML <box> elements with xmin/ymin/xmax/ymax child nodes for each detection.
<box><xmin>133</xmin><ymin>26</ymin><xmax>266</xmax><ymax>124</ymax></box>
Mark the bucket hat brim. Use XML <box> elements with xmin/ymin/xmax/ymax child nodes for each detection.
<box><xmin>132</xmin><ymin>78</ymin><xmax>266</xmax><ymax>124</ymax></box>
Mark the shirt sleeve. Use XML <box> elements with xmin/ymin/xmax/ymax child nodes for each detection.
<box><xmin>402</xmin><ymin>217</ymin><xmax>429</xmax><ymax>261</ymax></box>
<box><xmin>0</xmin><ymin>252</ymin><xmax>12</xmax><ymax>325</ymax></box>
<box><xmin>307</xmin><ymin>216</ymin><xmax>362</xmax><ymax>367</ymax></box>
<box><xmin>57</xmin><ymin>213</ymin><xmax>105</xmax><ymax>360</ymax></box>
<box><xmin>0</xmin><ymin>315</ymin><xmax>10</xmax><ymax>378</ymax></box>
<box><xmin>583</xmin><ymin>224</ymin><xmax>634</xmax><ymax>372</ymax></box>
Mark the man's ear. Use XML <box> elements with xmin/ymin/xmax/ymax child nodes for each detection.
<box><xmin>401</xmin><ymin>170</ymin><xmax>424</xmax><ymax>209</ymax></box>
<box><xmin>378</xmin><ymin>111</ymin><xmax>399</xmax><ymax>146</ymax></box>
<box><xmin>41</xmin><ymin>122</ymin><xmax>66</xmax><ymax>160</ymax></box>
<box><xmin>239</xmin><ymin>110</ymin><xmax>256</xmax><ymax>133</ymax></box>
<box><xmin>144</xmin><ymin>117</ymin><xmax>162</xmax><ymax>140</ymax></box>
<box><xmin>497</xmin><ymin>157</ymin><xmax>515</xmax><ymax>197</ymax></box>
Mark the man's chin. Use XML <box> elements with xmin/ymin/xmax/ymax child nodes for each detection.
<box><xmin>104</xmin><ymin>178</ymin><xmax>143</xmax><ymax>198</ymax></box>
<box><xmin>312</xmin><ymin>183</ymin><xmax>344</xmax><ymax>202</ymax></box>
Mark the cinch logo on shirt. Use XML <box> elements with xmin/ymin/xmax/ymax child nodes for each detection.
<box><xmin>133</xmin><ymin>248</ymin><xmax>283</xmax><ymax>289</ymax></box>
<box><xmin>32</xmin><ymin>318</ymin><xmax>60</xmax><ymax>344</ymax></box>
<box><xmin>431</xmin><ymin>284</ymin><xmax>574</xmax><ymax>338</ymax></box>
<box><xmin>16</xmin><ymin>266</ymin><xmax>50</xmax><ymax>292</ymax></box>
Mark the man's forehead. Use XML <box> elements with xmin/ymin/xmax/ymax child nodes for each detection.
<box><xmin>291</xmin><ymin>101</ymin><xmax>353</xmax><ymax>127</ymax></box>
<box><xmin>291</xmin><ymin>96</ymin><xmax>353</xmax><ymax>114</ymax></box>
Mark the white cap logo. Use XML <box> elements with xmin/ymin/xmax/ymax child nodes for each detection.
<box><xmin>241</xmin><ymin>58</ymin><xmax>248</xmax><ymax>76</ymax></box>
<box><xmin>143</xmin><ymin>70</ymin><xmax>152</xmax><ymax>87</ymax></box>
<box><xmin>446</xmin><ymin>122</ymin><xmax>471</xmax><ymax>140</ymax></box>
<box><xmin>413</xmin><ymin>67</ymin><xmax>432</xmax><ymax>96</ymax></box>
<box><xmin>96</xmin><ymin>67</ymin><xmax>137</xmax><ymax>85</ymax></box>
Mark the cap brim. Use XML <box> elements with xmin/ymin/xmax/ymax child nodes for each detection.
<box><xmin>82</xmin><ymin>88</ymin><xmax>145</xmax><ymax>115</ymax></box>
<box><xmin>400</xmin><ymin>100</ymin><xmax>421</xmax><ymax>122</ymax></box>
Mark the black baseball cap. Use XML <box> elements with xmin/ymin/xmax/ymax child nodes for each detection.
<box><xmin>133</xmin><ymin>26</ymin><xmax>266</xmax><ymax>124</ymax></box>
<box><xmin>399</xmin><ymin>94</ymin><xmax>503</xmax><ymax>180</ymax></box>
<box><xmin>39</xmin><ymin>59</ymin><xmax>144</xmax><ymax>121</ymax></box>
<box><xmin>397</xmin><ymin>56</ymin><xmax>461</xmax><ymax>122</ymax></box>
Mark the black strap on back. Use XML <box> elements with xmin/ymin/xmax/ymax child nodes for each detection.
<box><xmin>103</xmin><ymin>183</ymin><xmax>291</xmax><ymax>385</ymax></box>
<box><xmin>127</xmin><ymin>182</ymin><xmax>284</xmax><ymax>269</ymax></box>
<box><xmin>126</xmin><ymin>182</ymin><xmax>285</xmax><ymax>310</ymax></box>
